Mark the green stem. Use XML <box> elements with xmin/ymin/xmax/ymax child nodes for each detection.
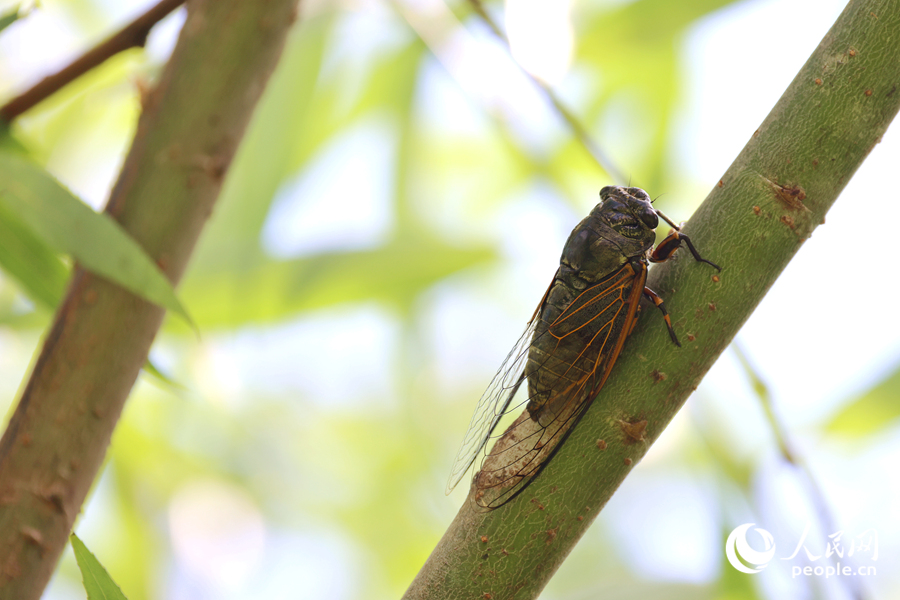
<box><xmin>0</xmin><ymin>1</ymin><xmax>297</xmax><ymax>598</ymax></box>
<box><xmin>404</xmin><ymin>1</ymin><xmax>900</xmax><ymax>598</ymax></box>
<box><xmin>466</xmin><ymin>0</ymin><xmax>627</xmax><ymax>184</ymax></box>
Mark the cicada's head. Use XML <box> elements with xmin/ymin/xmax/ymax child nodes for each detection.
<box><xmin>595</xmin><ymin>186</ymin><xmax>658</xmax><ymax>247</ymax></box>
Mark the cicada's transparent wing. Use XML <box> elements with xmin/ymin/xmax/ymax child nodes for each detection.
<box><xmin>473</xmin><ymin>263</ymin><xmax>647</xmax><ymax>508</ymax></box>
<box><xmin>445</xmin><ymin>317</ymin><xmax>539</xmax><ymax>495</ymax></box>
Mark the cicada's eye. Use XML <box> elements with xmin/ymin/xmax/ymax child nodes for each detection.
<box><xmin>639</xmin><ymin>206</ymin><xmax>659</xmax><ymax>230</ymax></box>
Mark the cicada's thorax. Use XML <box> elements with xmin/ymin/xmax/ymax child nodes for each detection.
<box><xmin>524</xmin><ymin>189</ymin><xmax>657</xmax><ymax>425</ymax></box>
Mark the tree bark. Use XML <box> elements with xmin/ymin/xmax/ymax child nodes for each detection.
<box><xmin>404</xmin><ymin>1</ymin><xmax>900</xmax><ymax>598</ymax></box>
<box><xmin>0</xmin><ymin>1</ymin><xmax>298</xmax><ymax>598</ymax></box>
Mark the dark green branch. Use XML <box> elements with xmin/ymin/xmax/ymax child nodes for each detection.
<box><xmin>404</xmin><ymin>1</ymin><xmax>900</xmax><ymax>598</ymax></box>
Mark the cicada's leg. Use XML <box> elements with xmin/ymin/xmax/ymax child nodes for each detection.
<box><xmin>643</xmin><ymin>287</ymin><xmax>680</xmax><ymax>347</ymax></box>
<box><xmin>648</xmin><ymin>229</ymin><xmax>681</xmax><ymax>263</ymax></box>
<box><xmin>628</xmin><ymin>304</ymin><xmax>643</xmax><ymax>335</ymax></box>
<box><xmin>649</xmin><ymin>230</ymin><xmax>721</xmax><ymax>271</ymax></box>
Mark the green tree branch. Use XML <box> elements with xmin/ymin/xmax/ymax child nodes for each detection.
<box><xmin>404</xmin><ymin>1</ymin><xmax>900</xmax><ymax>598</ymax></box>
<box><xmin>0</xmin><ymin>1</ymin><xmax>297</xmax><ymax>598</ymax></box>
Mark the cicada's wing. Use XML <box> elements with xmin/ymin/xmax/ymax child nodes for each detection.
<box><xmin>445</xmin><ymin>317</ymin><xmax>539</xmax><ymax>495</ymax></box>
<box><xmin>474</xmin><ymin>263</ymin><xmax>647</xmax><ymax>508</ymax></box>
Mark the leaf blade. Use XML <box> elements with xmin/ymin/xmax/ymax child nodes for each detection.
<box><xmin>0</xmin><ymin>152</ymin><xmax>193</xmax><ymax>325</ymax></box>
<box><xmin>70</xmin><ymin>533</ymin><xmax>129</xmax><ymax>600</ymax></box>
<box><xmin>0</xmin><ymin>198</ymin><xmax>68</xmax><ymax>308</ymax></box>
<box><xmin>0</xmin><ymin>6</ymin><xmax>21</xmax><ymax>36</ymax></box>
<box><xmin>826</xmin><ymin>363</ymin><xmax>900</xmax><ymax>437</ymax></box>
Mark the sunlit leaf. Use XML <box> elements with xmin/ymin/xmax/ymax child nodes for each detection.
<box><xmin>142</xmin><ymin>359</ymin><xmax>186</xmax><ymax>391</ymax></box>
<box><xmin>181</xmin><ymin>235</ymin><xmax>494</xmax><ymax>327</ymax></box>
<box><xmin>0</xmin><ymin>121</ymin><xmax>29</xmax><ymax>155</ymax></box>
<box><xmin>826</xmin><ymin>363</ymin><xmax>900</xmax><ymax>437</ymax></box>
<box><xmin>70</xmin><ymin>533</ymin><xmax>130</xmax><ymax>600</ymax></box>
<box><xmin>0</xmin><ymin>152</ymin><xmax>193</xmax><ymax>326</ymax></box>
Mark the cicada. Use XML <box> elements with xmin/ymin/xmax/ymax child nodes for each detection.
<box><xmin>446</xmin><ymin>186</ymin><xmax>720</xmax><ymax>508</ymax></box>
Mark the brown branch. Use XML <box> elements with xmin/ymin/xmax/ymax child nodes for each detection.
<box><xmin>0</xmin><ymin>1</ymin><xmax>298</xmax><ymax>597</ymax></box>
<box><xmin>0</xmin><ymin>0</ymin><xmax>185</xmax><ymax>122</ymax></box>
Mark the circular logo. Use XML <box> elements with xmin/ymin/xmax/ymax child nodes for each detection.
<box><xmin>725</xmin><ymin>523</ymin><xmax>776</xmax><ymax>574</ymax></box>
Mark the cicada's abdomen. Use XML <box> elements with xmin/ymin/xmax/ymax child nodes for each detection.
<box><xmin>525</xmin><ymin>263</ymin><xmax>642</xmax><ymax>427</ymax></box>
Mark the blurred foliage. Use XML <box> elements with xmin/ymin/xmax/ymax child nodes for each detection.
<box><xmin>0</xmin><ymin>1</ymin><xmax>896</xmax><ymax>599</ymax></box>
<box><xmin>826</xmin><ymin>360</ymin><xmax>900</xmax><ymax>437</ymax></box>
<box><xmin>0</xmin><ymin>4</ymin><xmax>21</xmax><ymax>34</ymax></box>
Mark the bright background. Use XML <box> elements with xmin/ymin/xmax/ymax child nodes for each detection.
<box><xmin>0</xmin><ymin>0</ymin><xmax>897</xmax><ymax>598</ymax></box>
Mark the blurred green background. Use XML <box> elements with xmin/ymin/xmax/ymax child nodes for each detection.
<box><xmin>0</xmin><ymin>0</ymin><xmax>897</xmax><ymax>598</ymax></box>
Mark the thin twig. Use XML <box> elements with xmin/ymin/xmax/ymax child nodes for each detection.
<box><xmin>0</xmin><ymin>0</ymin><xmax>185</xmax><ymax>122</ymax></box>
<box><xmin>466</xmin><ymin>0</ymin><xmax>627</xmax><ymax>184</ymax></box>
<box><xmin>391</xmin><ymin>0</ymin><xmax>554</xmax><ymax>183</ymax></box>
<box><xmin>733</xmin><ymin>344</ymin><xmax>868</xmax><ymax>600</ymax></box>
<box><xmin>732</xmin><ymin>345</ymin><xmax>798</xmax><ymax>463</ymax></box>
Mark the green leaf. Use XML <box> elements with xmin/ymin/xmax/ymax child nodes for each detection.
<box><xmin>70</xmin><ymin>533</ymin><xmax>129</xmax><ymax>600</ymax></box>
<box><xmin>0</xmin><ymin>198</ymin><xmax>68</xmax><ymax>308</ymax></box>
<box><xmin>0</xmin><ymin>6</ymin><xmax>20</xmax><ymax>35</ymax></box>
<box><xmin>180</xmin><ymin>235</ymin><xmax>494</xmax><ymax>327</ymax></box>
<box><xmin>0</xmin><ymin>152</ymin><xmax>193</xmax><ymax>326</ymax></box>
<box><xmin>142</xmin><ymin>358</ymin><xmax>186</xmax><ymax>391</ymax></box>
<box><xmin>826</xmin><ymin>363</ymin><xmax>900</xmax><ymax>437</ymax></box>
<box><xmin>0</xmin><ymin>120</ymin><xmax>31</xmax><ymax>156</ymax></box>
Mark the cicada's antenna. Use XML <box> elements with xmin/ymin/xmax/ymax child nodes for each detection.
<box><xmin>653</xmin><ymin>207</ymin><xmax>682</xmax><ymax>231</ymax></box>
